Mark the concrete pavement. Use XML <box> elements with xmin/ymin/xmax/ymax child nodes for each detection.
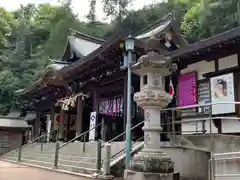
<box><xmin>0</xmin><ymin>161</ymin><xmax>89</xmax><ymax>180</ymax></box>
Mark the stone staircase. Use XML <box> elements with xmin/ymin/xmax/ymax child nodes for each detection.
<box><xmin>2</xmin><ymin>137</ymin><xmax>216</xmax><ymax>180</ymax></box>
<box><xmin>2</xmin><ymin>142</ymin><xmax>103</xmax><ymax>175</ymax></box>
<box><xmin>2</xmin><ymin>134</ymin><xmax>227</xmax><ymax>179</ymax></box>
<box><xmin>1</xmin><ymin>141</ymin><xmax>141</xmax><ymax>176</ymax></box>
<box><xmin>1</xmin><ymin>135</ymin><xmax>211</xmax><ymax>176</ymax></box>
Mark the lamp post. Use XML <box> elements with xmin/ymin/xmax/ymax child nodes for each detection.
<box><xmin>124</xmin><ymin>35</ymin><xmax>135</xmax><ymax>169</ymax></box>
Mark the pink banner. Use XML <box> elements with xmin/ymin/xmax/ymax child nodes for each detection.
<box><xmin>177</xmin><ymin>72</ymin><xmax>197</xmax><ymax>107</ymax></box>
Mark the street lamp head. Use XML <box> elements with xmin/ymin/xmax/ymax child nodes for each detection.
<box><xmin>125</xmin><ymin>35</ymin><xmax>135</xmax><ymax>51</ymax></box>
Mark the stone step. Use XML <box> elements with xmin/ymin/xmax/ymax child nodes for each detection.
<box><xmin>27</xmin><ymin>151</ymin><xmax>96</xmax><ymax>158</ymax></box>
<box><xmin>58</xmin><ymin>164</ymin><xmax>97</xmax><ymax>174</ymax></box>
<box><xmin>22</xmin><ymin>148</ymin><xmax>96</xmax><ymax>155</ymax></box>
<box><xmin>58</xmin><ymin>159</ymin><xmax>96</xmax><ymax>169</ymax></box>
<box><xmin>20</xmin><ymin>149</ymin><xmax>107</xmax><ymax>158</ymax></box>
<box><xmin>20</xmin><ymin>158</ymin><xmax>54</xmax><ymax>168</ymax></box>
<box><xmin>6</xmin><ymin>152</ymin><xmax>100</xmax><ymax>163</ymax></box>
<box><xmin>2</xmin><ymin>156</ymin><xmax>18</xmax><ymax>162</ymax></box>
<box><xmin>3</xmin><ymin>153</ymin><xmax>98</xmax><ymax>169</ymax></box>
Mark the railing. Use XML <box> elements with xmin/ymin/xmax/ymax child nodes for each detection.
<box><xmin>105</xmin><ymin>102</ymin><xmax>240</xmax><ymax>176</ymax></box>
<box><xmin>103</xmin><ymin>121</ymin><xmax>144</xmax><ymax>146</ymax></box>
<box><xmin>54</xmin><ymin>122</ymin><xmax>103</xmax><ymax>169</ymax></box>
<box><xmin>98</xmin><ymin>121</ymin><xmax>145</xmax><ymax>174</ymax></box>
<box><xmin>111</xmin><ymin>136</ymin><xmax>144</xmax><ymax>160</ymax></box>
<box><xmin>52</xmin><ymin>121</ymin><xmax>144</xmax><ymax>174</ymax></box>
<box><xmin>209</xmin><ymin>151</ymin><xmax>240</xmax><ymax>180</ymax></box>
<box><xmin>160</xmin><ymin>101</ymin><xmax>240</xmax><ymax>136</ymax></box>
<box><xmin>1</xmin><ymin>129</ymin><xmax>57</xmax><ymax>161</ymax></box>
<box><xmin>8</xmin><ymin>102</ymin><xmax>240</xmax><ymax>177</ymax></box>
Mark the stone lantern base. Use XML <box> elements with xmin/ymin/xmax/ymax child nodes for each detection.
<box><xmin>124</xmin><ymin>170</ymin><xmax>180</xmax><ymax>180</ymax></box>
<box><xmin>123</xmin><ymin>149</ymin><xmax>178</xmax><ymax>180</ymax></box>
<box><xmin>130</xmin><ymin>150</ymin><xmax>174</xmax><ymax>173</ymax></box>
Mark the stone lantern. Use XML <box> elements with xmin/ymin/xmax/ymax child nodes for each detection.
<box><xmin>124</xmin><ymin>37</ymin><xmax>178</xmax><ymax>180</ymax></box>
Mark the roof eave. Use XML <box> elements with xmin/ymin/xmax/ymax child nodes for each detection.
<box><xmin>168</xmin><ymin>26</ymin><xmax>240</xmax><ymax>60</ymax></box>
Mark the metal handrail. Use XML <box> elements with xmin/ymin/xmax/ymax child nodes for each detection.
<box><xmin>21</xmin><ymin>129</ymin><xmax>56</xmax><ymax>149</ymax></box>
<box><xmin>1</xmin><ymin>129</ymin><xmax>56</xmax><ymax>157</ymax></box>
<box><xmin>161</xmin><ymin>101</ymin><xmax>240</xmax><ymax>111</ymax></box>
<box><xmin>103</xmin><ymin>121</ymin><xmax>144</xmax><ymax>147</ymax></box>
<box><xmin>111</xmin><ymin>136</ymin><xmax>144</xmax><ymax>160</ymax></box>
<box><xmin>59</xmin><ymin>122</ymin><xmax>103</xmax><ymax>149</ymax></box>
<box><xmin>214</xmin><ymin>151</ymin><xmax>240</xmax><ymax>157</ymax></box>
<box><xmin>209</xmin><ymin>151</ymin><xmax>240</xmax><ymax>180</ymax></box>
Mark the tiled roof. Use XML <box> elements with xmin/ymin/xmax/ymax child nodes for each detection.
<box><xmin>0</xmin><ymin>116</ymin><xmax>28</xmax><ymax>128</ymax></box>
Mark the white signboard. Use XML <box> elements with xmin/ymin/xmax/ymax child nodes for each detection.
<box><xmin>89</xmin><ymin>112</ymin><xmax>97</xmax><ymax>141</ymax></box>
<box><xmin>211</xmin><ymin>73</ymin><xmax>235</xmax><ymax>115</ymax></box>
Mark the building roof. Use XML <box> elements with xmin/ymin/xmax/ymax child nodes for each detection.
<box><xmin>15</xmin><ymin>61</ymin><xmax>68</xmax><ymax>96</ymax></box>
<box><xmin>57</xmin><ymin>14</ymin><xmax>185</xmax><ymax>80</ymax></box>
<box><xmin>136</xmin><ymin>14</ymin><xmax>187</xmax><ymax>47</ymax></box>
<box><xmin>16</xmin><ymin>14</ymin><xmax>187</xmax><ymax>97</ymax></box>
<box><xmin>167</xmin><ymin>26</ymin><xmax>240</xmax><ymax>60</ymax></box>
<box><xmin>0</xmin><ymin>111</ymin><xmax>29</xmax><ymax>128</ymax></box>
<box><xmin>136</xmin><ymin>14</ymin><xmax>172</xmax><ymax>39</ymax></box>
<box><xmin>61</xmin><ymin>29</ymin><xmax>104</xmax><ymax>62</ymax></box>
<box><xmin>58</xmin><ymin>31</ymin><xmax>145</xmax><ymax>80</ymax></box>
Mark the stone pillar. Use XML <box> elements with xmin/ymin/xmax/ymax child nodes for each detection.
<box><xmin>124</xmin><ymin>50</ymin><xmax>179</xmax><ymax>180</ymax></box>
<box><xmin>58</xmin><ymin>109</ymin><xmax>65</xmax><ymax>141</ymax></box>
<box><xmin>75</xmin><ymin>96</ymin><xmax>83</xmax><ymax>141</ymax></box>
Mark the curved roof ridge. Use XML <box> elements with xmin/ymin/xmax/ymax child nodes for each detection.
<box><xmin>69</xmin><ymin>28</ymin><xmax>105</xmax><ymax>44</ymax></box>
<box><xmin>135</xmin><ymin>13</ymin><xmax>172</xmax><ymax>38</ymax></box>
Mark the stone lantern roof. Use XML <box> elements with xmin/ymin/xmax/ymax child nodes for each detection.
<box><xmin>132</xmin><ymin>52</ymin><xmax>177</xmax><ymax>76</ymax></box>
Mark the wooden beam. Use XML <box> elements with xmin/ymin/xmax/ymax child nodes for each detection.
<box><xmin>100</xmin><ymin>71</ymin><xmax>126</xmax><ymax>85</ymax></box>
<box><xmin>203</xmin><ymin>66</ymin><xmax>240</xmax><ymax>78</ymax></box>
<box><xmin>180</xmin><ymin>44</ymin><xmax>240</xmax><ymax>65</ymax></box>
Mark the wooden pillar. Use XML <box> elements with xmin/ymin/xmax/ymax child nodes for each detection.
<box><xmin>93</xmin><ymin>91</ymin><xmax>99</xmax><ymax>113</ymax></box>
<box><xmin>58</xmin><ymin>109</ymin><xmax>65</xmax><ymax>141</ymax></box>
<box><xmin>93</xmin><ymin>90</ymin><xmax>99</xmax><ymax>140</ymax></box>
<box><xmin>50</xmin><ymin>106</ymin><xmax>57</xmax><ymax>142</ymax></box>
<box><xmin>123</xmin><ymin>76</ymin><xmax>128</xmax><ymax>140</ymax></box>
<box><xmin>75</xmin><ymin>96</ymin><xmax>83</xmax><ymax>140</ymax></box>
<box><xmin>34</xmin><ymin>110</ymin><xmax>41</xmax><ymax>139</ymax></box>
<box><xmin>64</xmin><ymin>112</ymin><xmax>70</xmax><ymax>141</ymax></box>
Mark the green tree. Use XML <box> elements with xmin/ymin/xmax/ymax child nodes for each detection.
<box><xmin>0</xmin><ymin>70</ymin><xmax>20</xmax><ymax>114</ymax></box>
<box><xmin>181</xmin><ymin>0</ymin><xmax>240</xmax><ymax>42</ymax></box>
<box><xmin>0</xmin><ymin>8</ymin><xmax>14</xmax><ymax>53</ymax></box>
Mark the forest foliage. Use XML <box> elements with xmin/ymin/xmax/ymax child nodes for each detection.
<box><xmin>0</xmin><ymin>0</ymin><xmax>239</xmax><ymax>114</ymax></box>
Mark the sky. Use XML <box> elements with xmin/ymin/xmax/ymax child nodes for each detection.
<box><xmin>0</xmin><ymin>0</ymin><xmax>160</xmax><ymax>22</ymax></box>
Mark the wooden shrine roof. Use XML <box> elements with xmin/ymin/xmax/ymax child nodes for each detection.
<box><xmin>58</xmin><ymin>32</ymin><xmax>144</xmax><ymax>81</ymax></box>
<box><xmin>0</xmin><ymin>112</ymin><xmax>29</xmax><ymax>129</ymax></box>
<box><xmin>61</xmin><ymin>29</ymin><xmax>104</xmax><ymax>62</ymax></box>
<box><xmin>136</xmin><ymin>13</ymin><xmax>187</xmax><ymax>48</ymax></box>
<box><xmin>17</xmin><ymin>14</ymin><xmax>187</xmax><ymax>99</ymax></box>
<box><xmin>15</xmin><ymin>60</ymin><xmax>68</xmax><ymax>96</ymax></box>
<box><xmin>166</xmin><ymin>26</ymin><xmax>240</xmax><ymax>63</ymax></box>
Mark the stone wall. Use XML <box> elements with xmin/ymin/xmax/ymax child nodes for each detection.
<box><xmin>183</xmin><ymin>134</ymin><xmax>240</xmax><ymax>153</ymax></box>
<box><xmin>162</xmin><ymin>146</ymin><xmax>210</xmax><ymax>180</ymax></box>
<box><xmin>110</xmin><ymin>141</ymin><xmax>210</xmax><ymax>180</ymax></box>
